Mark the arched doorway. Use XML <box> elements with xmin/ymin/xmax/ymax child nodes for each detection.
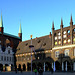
<box><xmin>5</xmin><ymin>64</ymin><xmax>8</xmax><ymax>71</ymax></box>
<box><xmin>45</xmin><ymin>62</ymin><xmax>51</xmax><ymax>71</ymax></box>
<box><xmin>18</xmin><ymin>64</ymin><xmax>21</xmax><ymax>71</ymax></box>
<box><xmin>37</xmin><ymin>63</ymin><xmax>43</xmax><ymax>70</ymax></box>
<box><xmin>55</xmin><ymin>61</ymin><xmax>61</xmax><ymax>71</ymax></box>
<box><xmin>32</xmin><ymin>63</ymin><xmax>36</xmax><ymax>71</ymax></box>
<box><xmin>11</xmin><ymin>64</ymin><xmax>13</xmax><ymax>71</ymax></box>
<box><xmin>0</xmin><ymin>64</ymin><xmax>3</xmax><ymax>71</ymax></box>
<box><xmin>64</xmin><ymin>61</ymin><xmax>71</xmax><ymax>71</ymax></box>
<box><xmin>23</xmin><ymin>64</ymin><xmax>26</xmax><ymax>71</ymax></box>
<box><xmin>27</xmin><ymin>63</ymin><xmax>31</xmax><ymax>71</ymax></box>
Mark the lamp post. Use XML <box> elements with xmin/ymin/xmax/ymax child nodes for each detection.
<box><xmin>29</xmin><ymin>35</ymin><xmax>34</xmax><ymax>75</ymax></box>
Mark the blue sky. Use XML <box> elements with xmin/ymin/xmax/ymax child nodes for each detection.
<box><xmin>0</xmin><ymin>0</ymin><xmax>75</xmax><ymax>41</ymax></box>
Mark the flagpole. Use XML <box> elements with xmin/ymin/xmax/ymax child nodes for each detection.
<box><xmin>30</xmin><ymin>35</ymin><xmax>32</xmax><ymax>75</ymax></box>
<box><xmin>31</xmin><ymin>36</ymin><xmax>32</xmax><ymax>74</ymax></box>
<box><xmin>29</xmin><ymin>35</ymin><xmax>34</xmax><ymax>75</ymax></box>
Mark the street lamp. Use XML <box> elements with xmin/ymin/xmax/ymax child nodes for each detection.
<box><xmin>29</xmin><ymin>35</ymin><xmax>34</xmax><ymax>75</ymax></box>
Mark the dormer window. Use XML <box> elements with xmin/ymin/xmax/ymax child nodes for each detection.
<box><xmin>38</xmin><ymin>40</ymin><xmax>40</xmax><ymax>43</ymax></box>
<box><xmin>43</xmin><ymin>43</ymin><xmax>46</xmax><ymax>46</ymax></box>
<box><xmin>25</xmin><ymin>43</ymin><xmax>28</xmax><ymax>46</ymax></box>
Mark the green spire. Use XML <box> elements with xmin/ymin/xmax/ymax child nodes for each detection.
<box><xmin>0</xmin><ymin>12</ymin><xmax>3</xmax><ymax>27</ymax></box>
<box><xmin>19</xmin><ymin>22</ymin><xmax>22</xmax><ymax>33</ymax></box>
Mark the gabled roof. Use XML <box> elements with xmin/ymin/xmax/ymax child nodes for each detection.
<box><xmin>0</xmin><ymin>32</ymin><xmax>20</xmax><ymax>39</ymax></box>
<box><xmin>16</xmin><ymin>35</ymin><xmax>52</xmax><ymax>54</ymax></box>
<box><xmin>3</xmin><ymin>33</ymin><xmax>20</xmax><ymax>39</ymax></box>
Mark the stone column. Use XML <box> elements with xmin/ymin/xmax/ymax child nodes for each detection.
<box><xmin>3</xmin><ymin>64</ymin><xmax>5</xmax><ymax>71</ymax></box>
<box><xmin>53</xmin><ymin>62</ymin><xmax>56</xmax><ymax>72</ymax></box>
<box><xmin>66</xmin><ymin>61</ymin><xmax>67</xmax><ymax>71</ymax></box>
<box><xmin>62</xmin><ymin>62</ymin><xmax>64</xmax><ymax>71</ymax></box>
<box><xmin>52</xmin><ymin>63</ymin><xmax>53</xmax><ymax>69</ymax></box>
<box><xmin>26</xmin><ymin>64</ymin><xmax>27</xmax><ymax>71</ymax></box>
<box><xmin>44</xmin><ymin>62</ymin><xmax>45</xmax><ymax>72</ymax></box>
<box><xmin>73</xmin><ymin>62</ymin><xmax>75</xmax><ymax>71</ymax></box>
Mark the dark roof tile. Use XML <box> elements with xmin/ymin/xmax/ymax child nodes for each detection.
<box><xmin>16</xmin><ymin>35</ymin><xmax>52</xmax><ymax>54</ymax></box>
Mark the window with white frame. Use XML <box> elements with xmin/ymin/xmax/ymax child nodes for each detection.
<box><xmin>64</xmin><ymin>49</ymin><xmax>69</xmax><ymax>56</ymax></box>
<box><xmin>1</xmin><ymin>56</ymin><xmax>3</xmax><ymax>61</ymax></box>
<box><xmin>10</xmin><ymin>57</ymin><xmax>11</xmax><ymax>61</ymax></box>
<box><xmin>55</xmin><ymin>51</ymin><xmax>59</xmax><ymax>58</ymax></box>
<box><xmin>74</xmin><ymin>49</ymin><xmax>75</xmax><ymax>56</ymax></box>
<box><xmin>4</xmin><ymin>56</ymin><xmax>6</xmax><ymax>61</ymax></box>
<box><xmin>7</xmin><ymin>57</ymin><xmax>9</xmax><ymax>61</ymax></box>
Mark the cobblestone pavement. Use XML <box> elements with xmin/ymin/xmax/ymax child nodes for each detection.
<box><xmin>0</xmin><ymin>71</ymin><xmax>75</xmax><ymax>75</ymax></box>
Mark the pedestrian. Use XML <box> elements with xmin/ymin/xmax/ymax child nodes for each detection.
<box><xmin>38</xmin><ymin>68</ymin><xmax>43</xmax><ymax>75</ymax></box>
<box><xmin>21</xmin><ymin>69</ymin><xmax>22</xmax><ymax>73</ymax></box>
<box><xmin>51</xmin><ymin>67</ymin><xmax>53</xmax><ymax>74</ymax></box>
<box><xmin>34</xmin><ymin>68</ymin><xmax>37</xmax><ymax>75</ymax></box>
<box><xmin>15</xmin><ymin>68</ymin><xmax>17</xmax><ymax>73</ymax></box>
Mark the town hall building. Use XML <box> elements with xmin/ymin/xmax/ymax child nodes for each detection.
<box><xmin>16</xmin><ymin>15</ymin><xmax>75</xmax><ymax>72</ymax></box>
